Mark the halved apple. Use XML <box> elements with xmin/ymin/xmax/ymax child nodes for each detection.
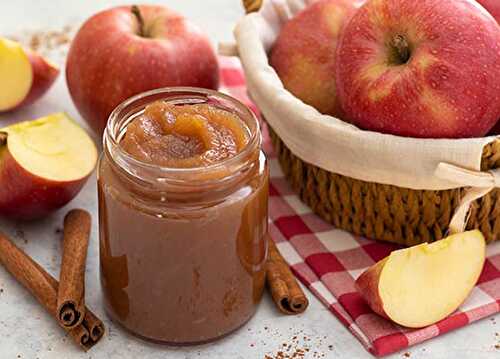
<box><xmin>0</xmin><ymin>113</ymin><xmax>97</xmax><ymax>220</ymax></box>
<box><xmin>0</xmin><ymin>37</ymin><xmax>59</xmax><ymax>112</ymax></box>
<box><xmin>355</xmin><ymin>230</ymin><xmax>486</xmax><ymax>328</ymax></box>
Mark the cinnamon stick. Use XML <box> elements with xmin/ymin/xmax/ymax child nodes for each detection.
<box><xmin>266</xmin><ymin>239</ymin><xmax>309</xmax><ymax>314</ymax></box>
<box><xmin>0</xmin><ymin>232</ymin><xmax>104</xmax><ymax>351</ymax></box>
<box><xmin>0</xmin><ymin>131</ymin><xmax>7</xmax><ymax>146</ymax></box>
<box><xmin>57</xmin><ymin>209</ymin><xmax>91</xmax><ymax>329</ymax></box>
<box><xmin>242</xmin><ymin>0</ymin><xmax>262</xmax><ymax>13</ymax></box>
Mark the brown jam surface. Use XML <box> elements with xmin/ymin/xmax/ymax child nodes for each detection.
<box><xmin>121</xmin><ymin>101</ymin><xmax>250</xmax><ymax>168</ymax></box>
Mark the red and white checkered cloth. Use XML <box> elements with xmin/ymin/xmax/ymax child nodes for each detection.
<box><xmin>218</xmin><ymin>56</ymin><xmax>500</xmax><ymax>357</ymax></box>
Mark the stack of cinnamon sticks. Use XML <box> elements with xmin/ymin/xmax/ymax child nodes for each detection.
<box><xmin>0</xmin><ymin>207</ymin><xmax>305</xmax><ymax>350</ymax></box>
<box><xmin>0</xmin><ymin>209</ymin><xmax>104</xmax><ymax>351</ymax></box>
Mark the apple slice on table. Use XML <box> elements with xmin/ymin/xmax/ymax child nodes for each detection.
<box><xmin>0</xmin><ymin>37</ymin><xmax>59</xmax><ymax>112</ymax></box>
<box><xmin>0</xmin><ymin>113</ymin><xmax>97</xmax><ymax>220</ymax></box>
<box><xmin>356</xmin><ymin>230</ymin><xmax>486</xmax><ymax>328</ymax></box>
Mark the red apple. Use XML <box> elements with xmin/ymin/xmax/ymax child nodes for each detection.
<box><xmin>0</xmin><ymin>113</ymin><xmax>97</xmax><ymax>220</ymax></box>
<box><xmin>270</xmin><ymin>0</ymin><xmax>363</xmax><ymax>117</ymax></box>
<box><xmin>476</xmin><ymin>0</ymin><xmax>500</xmax><ymax>22</ymax></box>
<box><xmin>0</xmin><ymin>37</ymin><xmax>59</xmax><ymax>112</ymax></box>
<box><xmin>66</xmin><ymin>5</ymin><xmax>220</xmax><ymax>135</ymax></box>
<box><xmin>336</xmin><ymin>0</ymin><xmax>500</xmax><ymax>138</ymax></box>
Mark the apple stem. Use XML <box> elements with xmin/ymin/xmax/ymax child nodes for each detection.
<box><xmin>131</xmin><ymin>5</ymin><xmax>145</xmax><ymax>37</ymax></box>
<box><xmin>0</xmin><ymin>132</ymin><xmax>7</xmax><ymax>146</ymax></box>
<box><xmin>391</xmin><ymin>35</ymin><xmax>411</xmax><ymax>65</ymax></box>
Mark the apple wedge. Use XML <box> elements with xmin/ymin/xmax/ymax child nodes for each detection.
<box><xmin>0</xmin><ymin>37</ymin><xmax>59</xmax><ymax>112</ymax></box>
<box><xmin>355</xmin><ymin>230</ymin><xmax>486</xmax><ymax>328</ymax></box>
<box><xmin>0</xmin><ymin>113</ymin><xmax>97</xmax><ymax>220</ymax></box>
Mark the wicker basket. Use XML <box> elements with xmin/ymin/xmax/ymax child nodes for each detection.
<box><xmin>269</xmin><ymin>125</ymin><xmax>500</xmax><ymax>245</ymax></box>
<box><xmin>243</xmin><ymin>0</ymin><xmax>500</xmax><ymax>246</ymax></box>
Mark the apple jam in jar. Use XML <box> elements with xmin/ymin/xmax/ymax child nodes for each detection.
<box><xmin>97</xmin><ymin>87</ymin><xmax>269</xmax><ymax>344</ymax></box>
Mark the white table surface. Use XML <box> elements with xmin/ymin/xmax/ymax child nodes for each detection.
<box><xmin>0</xmin><ymin>1</ymin><xmax>498</xmax><ymax>358</ymax></box>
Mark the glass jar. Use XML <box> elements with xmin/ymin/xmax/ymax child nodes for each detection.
<box><xmin>97</xmin><ymin>87</ymin><xmax>269</xmax><ymax>344</ymax></box>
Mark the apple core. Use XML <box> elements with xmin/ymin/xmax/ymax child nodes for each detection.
<box><xmin>388</xmin><ymin>34</ymin><xmax>411</xmax><ymax>65</ymax></box>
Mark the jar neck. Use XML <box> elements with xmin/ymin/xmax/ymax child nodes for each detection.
<box><xmin>102</xmin><ymin>87</ymin><xmax>262</xmax><ymax>200</ymax></box>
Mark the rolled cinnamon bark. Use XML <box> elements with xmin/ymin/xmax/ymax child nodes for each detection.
<box><xmin>0</xmin><ymin>231</ymin><xmax>104</xmax><ymax>351</ymax></box>
<box><xmin>57</xmin><ymin>209</ymin><xmax>91</xmax><ymax>329</ymax></box>
<box><xmin>266</xmin><ymin>239</ymin><xmax>309</xmax><ymax>314</ymax></box>
<box><xmin>242</xmin><ymin>0</ymin><xmax>262</xmax><ymax>13</ymax></box>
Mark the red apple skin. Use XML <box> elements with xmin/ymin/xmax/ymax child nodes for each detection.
<box><xmin>11</xmin><ymin>51</ymin><xmax>60</xmax><ymax>111</ymax></box>
<box><xmin>476</xmin><ymin>0</ymin><xmax>500</xmax><ymax>22</ymax></box>
<box><xmin>66</xmin><ymin>5</ymin><xmax>220</xmax><ymax>135</ymax></box>
<box><xmin>354</xmin><ymin>258</ymin><xmax>389</xmax><ymax>319</ymax></box>
<box><xmin>270</xmin><ymin>0</ymin><xmax>363</xmax><ymax>117</ymax></box>
<box><xmin>0</xmin><ymin>148</ymin><xmax>90</xmax><ymax>220</ymax></box>
<box><xmin>336</xmin><ymin>0</ymin><xmax>500</xmax><ymax>138</ymax></box>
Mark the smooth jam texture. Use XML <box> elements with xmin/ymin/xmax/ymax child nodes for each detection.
<box><xmin>121</xmin><ymin>101</ymin><xmax>250</xmax><ymax>167</ymax></box>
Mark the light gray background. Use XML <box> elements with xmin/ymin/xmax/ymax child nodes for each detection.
<box><xmin>0</xmin><ymin>1</ymin><xmax>498</xmax><ymax>358</ymax></box>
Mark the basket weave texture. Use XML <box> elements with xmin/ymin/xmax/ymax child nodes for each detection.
<box><xmin>268</xmin><ymin>125</ymin><xmax>500</xmax><ymax>245</ymax></box>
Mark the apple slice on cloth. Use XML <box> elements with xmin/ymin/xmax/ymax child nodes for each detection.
<box><xmin>355</xmin><ymin>230</ymin><xmax>486</xmax><ymax>328</ymax></box>
<box><xmin>0</xmin><ymin>113</ymin><xmax>97</xmax><ymax>220</ymax></box>
<box><xmin>0</xmin><ymin>37</ymin><xmax>59</xmax><ymax>112</ymax></box>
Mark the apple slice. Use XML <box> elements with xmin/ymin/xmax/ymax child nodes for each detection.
<box><xmin>0</xmin><ymin>37</ymin><xmax>59</xmax><ymax>112</ymax></box>
<box><xmin>355</xmin><ymin>230</ymin><xmax>486</xmax><ymax>328</ymax></box>
<box><xmin>0</xmin><ymin>38</ymin><xmax>32</xmax><ymax>111</ymax></box>
<box><xmin>0</xmin><ymin>113</ymin><xmax>97</xmax><ymax>220</ymax></box>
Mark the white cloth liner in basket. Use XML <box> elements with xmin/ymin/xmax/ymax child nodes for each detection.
<box><xmin>221</xmin><ymin>0</ymin><xmax>500</xmax><ymax>233</ymax></box>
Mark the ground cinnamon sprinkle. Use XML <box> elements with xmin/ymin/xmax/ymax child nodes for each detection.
<box><xmin>263</xmin><ymin>331</ymin><xmax>329</xmax><ymax>359</ymax></box>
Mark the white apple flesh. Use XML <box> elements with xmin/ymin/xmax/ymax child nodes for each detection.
<box><xmin>355</xmin><ymin>230</ymin><xmax>486</xmax><ymax>328</ymax></box>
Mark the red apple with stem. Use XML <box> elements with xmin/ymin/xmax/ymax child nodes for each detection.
<box><xmin>336</xmin><ymin>0</ymin><xmax>500</xmax><ymax>138</ymax></box>
<box><xmin>66</xmin><ymin>5</ymin><xmax>220</xmax><ymax>135</ymax></box>
<box><xmin>270</xmin><ymin>0</ymin><xmax>363</xmax><ymax>117</ymax></box>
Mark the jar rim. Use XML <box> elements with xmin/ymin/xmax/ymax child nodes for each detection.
<box><xmin>104</xmin><ymin>87</ymin><xmax>262</xmax><ymax>185</ymax></box>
